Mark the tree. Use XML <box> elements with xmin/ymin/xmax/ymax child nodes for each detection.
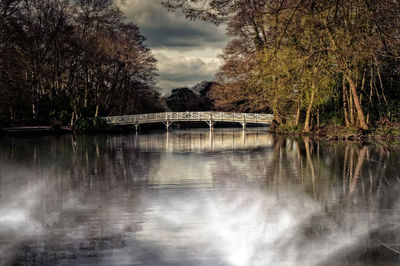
<box><xmin>164</xmin><ymin>0</ymin><xmax>400</xmax><ymax>131</ymax></box>
<box><xmin>0</xmin><ymin>0</ymin><xmax>161</xmax><ymax>126</ymax></box>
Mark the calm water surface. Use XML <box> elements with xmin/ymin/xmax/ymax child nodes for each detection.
<box><xmin>0</xmin><ymin>129</ymin><xmax>400</xmax><ymax>266</ymax></box>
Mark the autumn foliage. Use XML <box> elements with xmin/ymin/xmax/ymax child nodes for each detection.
<box><xmin>165</xmin><ymin>0</ymin><xmax>400</xmax><ymax>131</ymax></box>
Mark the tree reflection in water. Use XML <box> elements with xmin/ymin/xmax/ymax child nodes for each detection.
<box><xmin>0</xmin><ymin>130</ymin><xmax>399</xmax><ymax>265</ymax></box>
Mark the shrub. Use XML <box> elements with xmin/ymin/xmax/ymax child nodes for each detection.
<box><xmin>51</xmin><ymin>121</ymin><xmax>62</xmax><ymax>130</ymax></box>
<box><xmin>74</xmin><ymin>117</ymin><xmax>109</xmax><ymax>133</ymax></box>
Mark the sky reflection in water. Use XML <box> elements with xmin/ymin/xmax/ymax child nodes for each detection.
<box><xmin>0</xmin><ymin>129</ymin><xmax>400</xmax><ymax>265</ymax></box>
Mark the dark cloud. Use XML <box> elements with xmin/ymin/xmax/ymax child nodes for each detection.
<box><xmin>143</xmin><ymin>27</ymin><xmax>226</xmax><ymax>49</ymax></box>
<box><xmin>118</xmin><ymin>0</ymin><xmax>227</xmax><ymax>49</ymax></box>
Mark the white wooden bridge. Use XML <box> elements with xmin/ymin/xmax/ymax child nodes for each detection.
<box><xmin>102</xmin><ymin>112</ymin><xmax>273</xmax><ymax>130</ymax></box>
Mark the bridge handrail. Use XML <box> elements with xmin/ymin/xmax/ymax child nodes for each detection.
<box><xmin>101</xmin><ymin>112</ymin><xmax>273</xmax><ymax>124</ymax></box>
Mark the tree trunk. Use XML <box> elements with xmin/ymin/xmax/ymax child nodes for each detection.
<box><xmin>295</xmin><ymin>99</ymin><xmax>301</xmax><ymax>127</ymax></box>
<box><xmin>343</xmin><ymin>79</ymin><xmax>351</xmax><ymax>127</ymax></box>
<box><xmin>95</xmin><ymin>104</ymin><xmax>99</xmax><ymax>118</ymax></box>
<box><xmin>70</xmin><ymin>111</ymin><xmax>75</xmax><ymax>127</ymax></box>
<box><xmin>32</xmin><ymin>82</ymin><xmax>40</xmax><ymax>120</ymax></box>
<box><xmin>32</xmin><ymin>99</ymin><xmax>39</xmax><ymax>120</ymax></box>
<box><xmin>70</xmin><ymin>105</ymin><xmax>78</xmax><ymax>127</ymax></box>
<box><xmin>271</xmin><ymin>106</ymin><xmax>284</xmax><ymax>131</ymax></box>
<box><xmin>349</xmin><ymin>85</ymin><xmax>355</xmax><ymax>125</ymax></box>
<box><xmin>345</xmin><ymin>74</ymin><xmax>368</xmax><ymax>130</ymax></box>
<box><xmin>304</xmin><ymin>86</ymin><xmax>315</xmax><ymax>132</ymax></box>
<box><xmin>9</xmin><ymin>107</ymin><xmax>15</xmax><ymax>127</ymax></box>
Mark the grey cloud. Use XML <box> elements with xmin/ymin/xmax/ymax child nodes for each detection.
<box><xmin>116</xmin><ymin>0</ymin><xmax>227</xmax><ymax>91</ymax></box>
<box><xmin>143</xmin><ymin>27</ymin><xmax>226</xmax><ymax>49</ymax></box>
<box><xmin>159</xmin><ymin>73</ymin><xmax>214</xmax><ymax>85</ymax></box>
<box><xmin>155</xmin><ymin>52</ymin><xmax>221</xmax><ymax>92</ymax></box>
<box><xmin>117</xmin><ymin>0</ymin><xmax>227</xmax><ymax>49</ymax></box>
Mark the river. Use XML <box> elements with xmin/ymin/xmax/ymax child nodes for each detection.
<box><xmin>0</xmin><ymin>129</ymin><xmax>399</xmax><ymax>265</ymax></box>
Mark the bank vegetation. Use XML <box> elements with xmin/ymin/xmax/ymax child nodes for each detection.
<box><xmin>0</xmin><ymin>0</ymin><xmax>164</xmax><ymax>127</ymax></box>
<box><xmin>165</xmin><ymin>0</ymin><xmax>400</xmax><ymax>135</ymax></box>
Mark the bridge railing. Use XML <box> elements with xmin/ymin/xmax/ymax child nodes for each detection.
<box><xmin>102</xmin><ymin>112</ymin><xmax>274</xmax><ymax>125</ymax></box>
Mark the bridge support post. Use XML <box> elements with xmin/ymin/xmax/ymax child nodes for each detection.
<box><xmin>163</xmin><ymin>121</ymin><xmax>174</xmax><ymax>131</ymax></box>
<box><xmin>134</xmin><ymin>123</ymin><xmax>140</xmax><ymax>131</ymax></box>
<box><xmin>241</xmin><ymin>122</ymin><xmax>247</xmax><ymax>130</ymax></box>
<box><xmin>205</xmin><ymin>120</ymin><xmax>215</xmax><ymax>131</ymax></box>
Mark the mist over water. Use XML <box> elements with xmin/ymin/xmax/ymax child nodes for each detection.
<box><xmin>0</xmin><ymin>129</ymin><xmax>400</xmax><ymax>265</ymax></box>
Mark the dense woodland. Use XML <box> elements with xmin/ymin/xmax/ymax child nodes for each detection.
<box><xmin>2</xmin><ymin>0</ymin><xmax>400</xmax><ymax>133</ymax></box>
<box><xmin>165</xmin><ymin>0</ymin><xmax>400</xmax><ymax>132</ymax></box>
<box><xmin>0</xmin><ymin>0</ymin><xmax>164</xmax><ymax>127</ymax></box>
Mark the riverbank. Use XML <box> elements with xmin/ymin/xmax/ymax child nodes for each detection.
<box><xmin>2</xmin><ymin>123</ymin><xmax>400</xmax><ymax>148</ymax></box>
<box><xmin>1</xmin><ymin>126</ymin><xmax>73</xmax><ymax>136</ymax></box>
<box><xmin>271</xmin><ymin>124</ymin><xmax>400</xmax><ymax>146</ymax></box>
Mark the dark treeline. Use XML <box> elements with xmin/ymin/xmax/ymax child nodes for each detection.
<box><xmin>0</xmin><ymin>0</ymin><xmax>165</xmax><ymax>127</ymax></box>
<box><xmin>165</xmin><ymin>0</ymin><xmax>400</xmax><ymax>132</ymax></box>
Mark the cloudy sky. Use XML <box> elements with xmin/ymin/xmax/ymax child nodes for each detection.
<box><xmin>115</xmin><ymin>0</ymin><xmax>228</xmax><ymax>94</ymax></box>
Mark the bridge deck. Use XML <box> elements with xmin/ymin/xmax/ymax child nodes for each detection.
<box><xmin>102</xmin><ymin>112</ymin><xmax>273</xmax><ymax>130</ymax></box>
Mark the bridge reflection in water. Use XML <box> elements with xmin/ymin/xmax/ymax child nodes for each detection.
<box><xmin>130</xmin><ymin>129</ymin><xmax>274</xmax><ymax>152</ymax></box>
<box><xmin>3</xmin><ymin>132</ymin><xmax>400</xmax><ymax>266</ymax></box>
